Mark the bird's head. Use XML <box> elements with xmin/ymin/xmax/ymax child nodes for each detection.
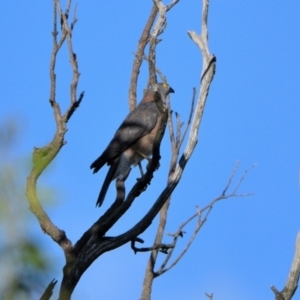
<box><xmin>155</xmin><ymin>82</ymin><xmax>175</xmax><ymax>100</ymax></box>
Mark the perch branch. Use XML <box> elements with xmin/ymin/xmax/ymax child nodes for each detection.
<box><xmin>59</xmin><ymin>90</ymin><xmax>169</xmax><ymax>297</ymax></box>
<box><xmin>131</xmin><ymin>238</ymin><xmax>174</xmax><ymax>254</ymax></box>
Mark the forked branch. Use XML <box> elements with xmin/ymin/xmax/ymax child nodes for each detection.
<box><xmin>26</xmin><ymin>0</ymin><xmax>83</xmax><ymax>254</ymax></box>
<box><xmin>154</xmin><ymin>162</ymin><xmax>254</xmax><ymax>277</ymax></box>
<box><xmin>26</xmin><ymin>0</ymin><xmax>84</xmax><ymax>298</ymax></box>
<box><xmin>271</xmin><ymin>230</ymin><xmax>300</xmax><ymax>300</ymax></box>
<box><xmin>141</xmin><ymin>0</ymin><xmax>216</xmax><ymax>299</ymax></box>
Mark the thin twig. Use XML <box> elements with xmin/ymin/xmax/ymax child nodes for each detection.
<box><xmin>155</xmin><ymin>163</ymin><xmax>254</xmax><ymax>276</ymax></box>
<box><xmin>56</xmin><ymin>0</ymin><xmax>80</xmax><ymax>105</ymax></box>
<box><xmin>175</xmin><ymin>112</ymin><xmax>183</xmax><ymax>147</ymax></box>
<box><xmin>205</xmin><ymin>292</ymin><xmax>214</xmax><ymax>300</ymax></box>
<box><xmin>166</xmin><ymin>0</ymin><xmax>180</xmax><ymax>11</ymax></box>
<box><xmin>131</xmin><ymin>238</ymin><xmax>174</xmax><ymax>254</ymax></box>
<box><xmin>179</xmin><ymin>87</ymin><xmax>196</xmax><ymax>148</ymax></box>
<box><xmin>27</xmin><ymin>3</ymin><xmax>83</xmax><ymax>295</ymax></box>
<box><xmin>141</xmin><ymin>53</ymin><xmax>167</xmax><ymax>83</ymax></box>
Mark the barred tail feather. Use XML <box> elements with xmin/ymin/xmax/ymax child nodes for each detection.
<box><xmin>96</xmin><ymin>161</ymin><xmax>118</xmax><ymax>207</ymax></box>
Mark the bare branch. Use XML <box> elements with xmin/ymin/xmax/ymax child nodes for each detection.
<box><xmin>40</xmin><ymin>279</ymin><xmax>58</xmax><ymax>300</ymax></box>
<box><xmin>222</xmin><ymin>161</ymin><xmax>240</xmax><ymax>195</ymax></box>
<box><xmin>167</xmin><ymin>109</ymin><xmax>176</xmax><ymax>150</ymax></box>
<box><xmin>72</xmin><ymin>177</ymin><xmax>126</xmax><ymax>256</ymax></box>
<box><xmin>155</xmin><ymin>208</ymin><xmax>203</xmax><ymax>276</ymax></box>
<box><xmin>232</xmin><ymin>162</ymin><xmax>256</xmax><ymax>194</ymax></box>
<box><xmin>65</xmin><ymin>0</ymin><xmax>72</xmax><ymax>17</ymax></box>
<box><xmin>26</xmin><ymin>0</ymin><xmax>83</xmax><ymax>274</ymax></box>
<box><xmin>152</xmin><ymin>0</ymin><xmax>168</xmax><ymax>37</ymax></box>
<box><xmin>148</xmin><ymin>37</ymin><xmax>158</xmax><ymax>86</ymax></box>
<box><xmin>148</xmin><ymin>0</ymin><xmax>172</xmax><ymax>85</ymax></box>
<box><xmin>179</xmin><ymin>87</ymin><xmax>196</xmax><ymax>148</ymax></box>
<box><xmin>140</xmin><ymin>53</ymin><xmax>167</xmax><ymax>83</ymax></box>
<box><xmin>56</xmin><ymin>0</ymin><xmax>81</xmax><ymax>106</ymax></box>
<box><xmin>28</xmin><ymin>1</ymin><xmax>224</xmax><ymax>299</ymax></box>
<box><xmin>65</xmin><ymin>91</ymin><xmax>85</xmax><ymax>123</ymax></box>
<box><xmin>271</xmin><ymin>230</ymin><xmax>300</xmax><ymax>300</ymax></box>
<box><xmin>129</xmin><ymin>5</ymin><xmax>158</xmax><ymax>110</ymax></box>
<box><xmin>59</xmin><ymin>91</ymin><xmax>169</xmax><ymax>297</ymax></box>
<box><xmin>166</xmin><ymin>0</ymin><xmax>180</xmax><ymax>11</ymax></box>
<box><xmin>175</xmin><ymin>112</ymin><xmax>183</xmax><ymax>147</ymax></box>
<box><xmin>52</xmin><ymin>1</ymin><xmax>58</xmax><ymax>45</ymax></box>
<box><xmin>131</xmin><ymin>238</ymin><xmax>174</xmax><ymax>254</ymax></box>
<box><xmin>155</xmin><ymin>163</ymin><xmax>254</xmax><ymax>276</ymax></box>
<box><xmin>271</xmin><ymin>286</ymin><xmax>285</xmax><ymax>300</ymax></box>
<box><xmin>205</xmin><ymin>292</ymin><xmax>214</xmax><ymax>300</ymax></box>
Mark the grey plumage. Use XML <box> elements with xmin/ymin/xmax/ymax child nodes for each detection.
<box><xmin>91</xmin><ymin>83</ymin><xmax>174</xmax><ymax>207</ymax></box>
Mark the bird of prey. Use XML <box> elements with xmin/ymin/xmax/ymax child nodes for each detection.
<box><xmin>90</xmin><ymin>83</ymin><xmax>175</xmax><ymax>207</ymax></box>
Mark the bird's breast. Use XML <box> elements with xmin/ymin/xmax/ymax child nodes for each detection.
<box><xmin>113</xmin><ymin>115</ymin><xmax>162</xmax><ymax>180</ymax></box>
<box><xmin>132</xmin><ymin>114</ymin><xmax>162</xmax><ymax>164</ymax></box>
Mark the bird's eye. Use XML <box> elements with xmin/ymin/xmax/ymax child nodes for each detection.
<box><xmin>163</xmin><ymin>83</ymin><xmax>168</xmax><ymax>88</ymax></box>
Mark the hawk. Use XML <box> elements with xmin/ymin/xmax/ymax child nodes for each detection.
<box><xmin>90</xmin><ymin>83</ymin><xmax>174</xmax><ymax>207</ymax></box>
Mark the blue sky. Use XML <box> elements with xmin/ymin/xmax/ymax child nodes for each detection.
<box><xmin>1</xmin><ymin>1</ymin><xmax>300</xmax><ymax>299</ymax></box>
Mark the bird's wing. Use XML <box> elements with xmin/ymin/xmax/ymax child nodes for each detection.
<box><xmin>112</xmin><ymin>102</ymin><xmax>159</xmax><ymax>153</ymax></box>
<box><xmin>90</xmin><ymin>102</ymin><xmax>159</xmax><ymax>172</ymax></box>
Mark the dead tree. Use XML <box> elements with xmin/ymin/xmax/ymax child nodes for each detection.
<box><xmin>26</xmin><ymin>1</ymin><xmax>252</xmax><ymax>299</ymax></box>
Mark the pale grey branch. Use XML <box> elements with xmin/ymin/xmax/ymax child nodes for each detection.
<box><xmin>271</xmin><ymin>230</ymin><xmax>300</xmax><ymax>300</ymax></box>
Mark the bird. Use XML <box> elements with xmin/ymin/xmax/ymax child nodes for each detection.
<box><xmin>90</xmin><ymin>82</ymin><xmax>175</xmax><ymax>207</ymax></box>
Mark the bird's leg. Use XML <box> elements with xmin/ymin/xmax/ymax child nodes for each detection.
<box><xmin>136</xmin><ymin>151</ymin><xmax>160</xmax><ymax>176</ymax></box>
<box><xmin>138</xmin><ymin>162</ymin><xmax>144</xmax><ymax>176</ymax></box>
<box><xmin>122</xmin><ymin>167</ymin><xmax>132</xmax><ymax>181</ymax></box>
<box><xmin>117</xmin><ymin>167</ymin><xmax>132</xmax><ymax>182</ymax></box>
<box><xmin>136</xmin><ymin>150</ymin><xmax>152</xmax><ymax>177</ymax></box>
